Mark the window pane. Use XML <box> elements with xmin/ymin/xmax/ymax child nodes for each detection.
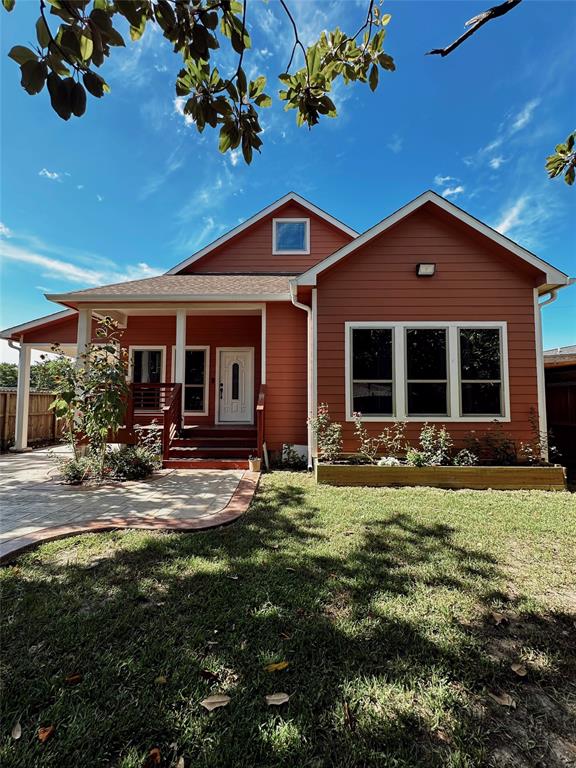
<box><xmin>232</xmin><ymin>362</ymin><xmax>240</xmax><ymax>400</ymax></box>
<box><xmin>184</xmin><ymin>386</ymin><xmax>204</xmax><ymax>412</ymax></box>
<box><xmin>275</xmin><ymin>221</ymin><xmax>306</xmax><ymax>251</ymax></box>
<box><xmin>462</xmin><ymin>382</ymin><xmax>501</xmax><ymax>415</ymax></box>
<box><xmin>133</xmin><ymin>350</ymin><xmax>162</xmax><ymax>383</ymax></box>
<box><xmin>352</xmin><ymin>329</ymin><xmax>392</xmax><ymax>380</ymax></box>
<box><xmin>353</xmin><ymin>382</ymin><xmax>393</xmax><ymax>416</ymax></box>
<box><xmin>407</xmin><ymin>383</ymin><xmax>447</xmax><ymax>415</ymax></box>
<box><xmin>185</xmin><ymin>350</ymin><xmax>205</xmax><ymax>385</ymax></box>
<box><xmin>406</xmin><ymin>329</ymin><xmax>447</xmax><ymax>379</ymax></box>
<box><xmin>460</xmin><ymin>329</ymin><xmax>501</xmax><ymax>380</ymax></box>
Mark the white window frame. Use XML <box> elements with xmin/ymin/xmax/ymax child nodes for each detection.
<box><xmin>350</xmin><ymin>327</ymin><xmax>395</xmax><ymax>417</ymax></box>
<box><xmin>128</xmin><ymin>345</ymin><xmax>167</xmax><ymax>383</ymax></box>
<box><xmin>458</xmin><ymin>327</ymin><xmax>505</xmax><ymax>418</ymax></box>
<box><xmin>405</xmin><ymin>326</ymin><xmax>450</xmax><ymax>418</ymax></box>
<box><xmin>344</xmin><ymin>321</ymin><xmax>510</xmax><ymax>422</ymax></box>
<box><xmin>272</xmin><ymin>218</ymin><xmax>310</xmax><ymax>255</ymax></box>
<box><xmin>171</xmin><ymin>345</ymin><xmax>210</xmax><ymax>416</ymax></box>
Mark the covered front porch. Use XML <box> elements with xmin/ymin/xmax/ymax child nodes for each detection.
<box><xmin>5</xmin><ymin>303</ymin><xmax>268</xmax><ymax>468</ymax></box>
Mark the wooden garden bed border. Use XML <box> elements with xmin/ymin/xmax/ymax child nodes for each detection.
<box><xmin>315</xmin><ymin>463</ymin><xmax>567</xmax><ymax>491</ymax></box>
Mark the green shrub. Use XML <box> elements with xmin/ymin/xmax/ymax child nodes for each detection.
<box><xmin>57</xmin><ymin>455</ymin><xmax>93</xmax><ymax>484</ymax></box>
<box><xmin>308</xmin><ymin>403</ymin><xmax>342</xmax><ymax>463</ymax></box>
<box><xmin>106</xmin><ymin>446</ymin><xmax>158</xmax><ymax>481</ymax></box>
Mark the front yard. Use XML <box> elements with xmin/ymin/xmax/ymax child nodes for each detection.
<box><xmin>1</xmin><ymin>474</ymin><xmax>575</xmax><ymax>767</ymax></box>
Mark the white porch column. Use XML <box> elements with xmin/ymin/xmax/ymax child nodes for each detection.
<box><xmin>75</xmin><ymin>308</ymin><xmax>91</xmax><ymax>367</ymax></box>
<box><xmin>11</xmin><ymin>343</ymin><xmax>32</xmax><ymax>452</ymax></box>
<box><xmin>261</xmin><ymin>304</ymin><xmax>267</xmax><ymax>384</ymax></box>
<box><xmin>174</xmin><ymin>310</ymin><xmax>186</xmax><ymax>385</ymax></box>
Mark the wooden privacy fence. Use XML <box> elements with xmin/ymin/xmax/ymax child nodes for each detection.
<box><xmin>0</xmin><ymin>389</ymin><xmax>63</xmax><ymax>450</ymax></box>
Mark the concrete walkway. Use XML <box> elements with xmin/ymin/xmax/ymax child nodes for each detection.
<box><xmin>0</xmin><ymin>446</ymin><xmax>258</xmax><ymax>562</ymax></box>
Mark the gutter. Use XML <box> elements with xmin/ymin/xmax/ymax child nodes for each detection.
<box><xmin>289</xmin><ymin>280</ymin><xmax>314</xmax><ymax>470</ymax></box>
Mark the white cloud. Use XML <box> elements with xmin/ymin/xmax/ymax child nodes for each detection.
<box><xmin>442</xmin><ymin>185</ymin><xmax>465</xmax><ymax>199</ymax></box>
<box><xmin>0</xmin><ymin>222</ymin><xmax>11</xmax><ymax>238</ymax></box>
<box><xmin>489</xmin><ymin>156</ymin><xmax>505</xmax><ymax>170</ymax></box>
<box><xmin>173</xmin><ymin>96</ymin><xmax>194</xmax><ymax>126</ymax></box>
<box><xmin>39</xmin><ymin>168</ymin><xmax>63</xmax><ymax>181</ymax></box>
<box><xmin>434</xmin><ymin>174</ymin><xmax>457</xmax><ymax>186</ymax></box>
<box><xmin>493</xmin><ymin>190</ymin><xmax>561</xmax><ymax>247</ymax></box>
<box><xmin>77</xmin><ymin>184</ymin><xmax>84</xmax><ymax>190</ymax></box>
<box><xmin>96</xmin><ymin>195</ymin><xmax>104</xmax><ymax>203</ymax></box>
<box><xmin>140</xmin><ymin>148</ymin><xmax>185</xmax><ymax>199</ymax></box>
<box><xmin>510</xmin><ymin>98</ymin><xmax>540</xmax><ymax>133</ymax></box>
<box><xmin>0</xmin><ymin>233</ymin><xmax>161</xmax><ymax>288</ymax></box>
<box><xmin>386</xmin><ymin>134</ymin><xmax>403</xmax><ymax>154</ymax></box>
<box><xmin>229</xmin><ymin>149</ymin><xmax>241</xmax><ymax>167</ymax></box>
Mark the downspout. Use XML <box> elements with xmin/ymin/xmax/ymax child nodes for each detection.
<box><xmin>289</xmin><ymin>279</ymin><xmax>314</xmax><ymax>470</ymax></box>
<box><xmin>534</xmin><ymin>286</ymin><xmax>561</xmax><ymax>462</ymax></box>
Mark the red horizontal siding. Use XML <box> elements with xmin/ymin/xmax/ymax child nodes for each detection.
<box><xmin>316</xmin><ymin>206</ymin><xmax>543</xmax><ymax>450</ymax></box>
<box><xmin>179</xmin><ymin>202</ymin><xmax>352</xmax><ymax>274</ymax></box>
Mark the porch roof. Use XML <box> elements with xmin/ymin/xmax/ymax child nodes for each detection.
<box><xmin>46</xmin><ymin>274</ymin><xmax>296</xmax><ymax>306</ymax></box>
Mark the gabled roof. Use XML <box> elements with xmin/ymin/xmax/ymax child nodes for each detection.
<box><xmin>0</xmin><ymin>309</ymin><xmax>76</xmax><ymax>341</ymax></box>
<box><xmin>166</xmin><ymin>192</ymin><xmax>358</xmax><ymax>275</ymax></box>
<box><xmin>295</xmin><ymin>190</ymin><xmax>571</xmax><ymax>292</ymax></box>
<box><xmin>45</xmin><ymin>274</ymin><xmax>294</xmax><ymax>306</ymax></box>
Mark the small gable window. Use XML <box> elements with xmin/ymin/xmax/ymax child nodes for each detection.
<box><xmin>273</xmin><ymin>218</ymin><xmax>310</xmax><ymax>254</ymax></box>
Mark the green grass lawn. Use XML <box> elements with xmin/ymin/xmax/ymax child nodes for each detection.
<box><xmin>1</xmin><ymin>474</ymin><xmax>575</xmax><ymax>768</ymax></box>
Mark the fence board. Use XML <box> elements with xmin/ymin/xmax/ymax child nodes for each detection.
<box><xmin>0</xmin><ymin>389</ymin><xmax>63</xmax><ymax>450</ymax></box>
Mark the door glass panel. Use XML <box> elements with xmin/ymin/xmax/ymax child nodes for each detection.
<box><xmin>183</xmin><ymin>349</ymin><xmax>206</xmax><ymax>412</ymax></box>
<box><xmin>231</xmin><ymin>362</ymin><xmax>240</xmax><ymax>400</ymax></box>
<box><xmin>133</xmin><ymin>350</ymin><xmax>162</xmax><ymax>383</ymax></box>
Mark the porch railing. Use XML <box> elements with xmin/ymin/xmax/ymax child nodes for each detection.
<box><xmin>123</xmin><ymin>383</ymin><xmax>182</xmax><ymax>456</ymax></box>
<box><xmin>256</xmin><ymin>384</ymin><xmax>266</xmax><ymax>459</ymax></box>
<box><xmin>162</xmin><ymin>383</ymin><xmax>182</xmax><ymax>458</ymax></box>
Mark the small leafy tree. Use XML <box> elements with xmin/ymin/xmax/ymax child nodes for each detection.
<box><xmin>31</xmin><ymin>356</ymin><xmax>75</xmax><ymax>390</ymax></box>
<box><xmin>546</xmin><ymin>131</ymin><xmax>576</xmax><ymax>186</ymax></box>
<box><xmin>308</xmin><ymin>403</ymin><xmax>342</xmax><ymax>463</ymax></box>
<box><xmin>0</xmin><ymin>362</ymin><xmax>18</xmax><ymax>388</ymax></box>
<box><xmin>50</xmin><ymin>316</ymin><xmax>129</xmax><ymax>475</ymax></box>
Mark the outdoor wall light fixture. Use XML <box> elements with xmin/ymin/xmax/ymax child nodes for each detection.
<box><xmin>416</xmin><ymin>263</ymin><xmax>436</xmax><ymax>277</ymax></box>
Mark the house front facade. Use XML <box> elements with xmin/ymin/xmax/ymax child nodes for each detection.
<box><xmin>2</xmin><ymin>191</ymin><xmax>570</xmax><ymax>467</ymax></box>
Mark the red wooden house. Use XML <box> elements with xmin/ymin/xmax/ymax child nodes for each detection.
<box><xmin>2</xmin><ymin>191</ymin><xmax>571</xmax><ymax>467</ymax></box>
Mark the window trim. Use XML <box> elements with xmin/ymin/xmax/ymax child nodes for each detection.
<box><xmin>350</xmin><ymin>327</ymin><xmax>395</xmax><ymax>417</ymax></box>
<box><xmin>344</xmin><ymin>321</ymin><xmax>510</xmax><ymax>422</ymax></box>
<box><xmin>272</xmin><ymin>217</ymin><xmax>310</xmax><ymax>255</ymax></box>
<box><xmin>128</xmin><ymin>345</ymin><xmax>167</xmax><ymax>384</ymax></box>
<box><xmin>458</xmin><ymin>328</ymin><xmax>504</xmax><ymax>417</ymax></box>
<box><xmin>171</xmin><ymin>345</ymin><xmax>210</xmax><ymax>416</ymax></box>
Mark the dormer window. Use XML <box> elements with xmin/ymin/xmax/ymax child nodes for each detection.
<box><xmin>273</xmin><ymin>218</ymin><xmax>310</xmax><ymax>254</ymax></box>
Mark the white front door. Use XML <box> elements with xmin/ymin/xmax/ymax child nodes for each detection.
<box><xmin>218</xmin><ymin>348</ymin><xmax>254</xmax><ymax>423</ymax></box>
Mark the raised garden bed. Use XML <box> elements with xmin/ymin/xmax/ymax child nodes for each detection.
<box><xmin>315</xmin><ymin>463</ymin><xmax>567</xmax><ymax>491</ymax></box>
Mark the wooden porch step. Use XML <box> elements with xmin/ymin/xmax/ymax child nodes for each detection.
<box><xmin>163</xmin><ymin>458</ymin><xmax>249</xmax><ymax>470</ymax></box>
<box><xmin>172</xmin><ymin>437</ymin><xmax>255</xmax><ymax>448</ymax></box>
<box><xmin>168</xmin><ymin>446</ymin><xmax>254</xmax><ymax>459</ymax></box>
<box><xmin>180</xmin><ymin>426</ymin><xmax>256</xmax><ymax>439</ymax></box>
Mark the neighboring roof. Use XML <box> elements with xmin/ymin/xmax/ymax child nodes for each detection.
<box><xmin>295</xmin><ymin>190</ymin><xmax>571</xmax><ymax>292</ymax></box>
<box><xmin>46</xmin><ymin>274</ymin><xmax>295</xmax><ymax>305</ymax></box>
<box><xmin>544</xmin><ymin>344</ymin><xmax>576</xmax><ymax>355</ymax></box>
<box><xmin>0</xmin><ymin>309</ymin><xmax>76</xmax><ymax>340</ymax></box>
<box><xmin>165</xmin><ymin>192</ymin><xmax>358</xmax><ymax>275</ymax></box>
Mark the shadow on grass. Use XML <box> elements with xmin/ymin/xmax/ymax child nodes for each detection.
<box><xmin>1</xmin><ymin>478</ymin><xmax>574</xmax><ymax>768</ymax></box>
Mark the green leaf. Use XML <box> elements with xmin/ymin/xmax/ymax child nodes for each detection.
<box><xmin>2</xmin><ymin>0</ymin><xmax>16</xmax><ymax>11</ymax></box>
<box><xmin>80</xmin><ymin>32</ymin><xmax>93</xmax><ymax>61</ymax></box>
<box><xmin>83</xmin><ymin>70</ymin><xmax>109</xmax><ymax>98</ymax></box>
<box><xmin>36</xmin><ymin>16</ymin><xmax>51</xmax><ymax>48</ymax></box>
<box><xmin>71</xmin><ymin>81</ymin><xmax>86</xmax><ymax>116</ymax></box>
<box><xmin>47</xmin><ymin>71</ymin><xmax>72</xmax><ymax>119</ymax></box>
<box><xmin>249</xmin><ymin>75</ymin><xmax>266</xmax><ymax>98</ymax></box>
<box><xmin>20</xmin><ymin>59</ymin><xmax>48</xmax><ymax>95</ymax></box>
<box><xmin>8</xmin><ymin>45</ymin><xmax>38</xmax><ymax>65</ymax></box>
<box><xmin>130</xmin><ymin>18</ymin><xmax>146</xmax><ymax>41</ymax></box>
<box><xmin>566</xmin><ymin>165</ymin><xmax>575</xmax><ymax>186</ymax></box>
<box><xmin>219</xmin><ymin>124</ymin><xmax>233</xmax><ymax>153</ymax></box>
<box><xmin>254</xmin><ymin>93</ymin><xmax>272</xmax><ymax>107</ymax></box>
<box><xmin>369</xmin><ymin>63</ymin><xmax>378</xmax><ymax>92</ymax></box>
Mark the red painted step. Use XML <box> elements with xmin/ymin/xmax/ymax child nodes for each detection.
<box><xmin>168</xmin><ymin>446</ymin><xmax>254</xmax><ymax>459</ymax></box>
<box><xmin>163</xmin><ymin>458</ymin><xmax>249</xmax><ymax>470</ymax></box>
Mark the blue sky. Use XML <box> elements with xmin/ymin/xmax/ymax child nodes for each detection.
<box><xmin>1</xmin><ymin>0</ymin><xmax>575</xmax><ymax>363</ymax></box>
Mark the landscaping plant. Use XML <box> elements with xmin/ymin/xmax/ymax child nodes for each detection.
<box><xmin>308</xmin><ymin>403</ymin><xmax>343</xmax><ymax>463</ymax></box>
<box><xmin>352</xmin><ymin>412</ymin><xmax>407</xmax><ymax>464</ymax></box>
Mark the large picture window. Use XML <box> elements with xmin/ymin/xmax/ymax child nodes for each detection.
<box><xmin>184</xmin><ymin>349</ymin><xmax>207</xmax><ymax>412</ymax></box>
<box><xmin>351</xmin><ymin>328</ymin><xmax>393</xmax><ymax>415</ymax></box>
<box><xmin>406</xmin><ymin>328</ymin><xmax>448</xmax><ymax>416</ymax></box>
<box><xmin>345</xmin><ymin>322</ymin><xmax>509</xmax><ymax>422</ymax></box>
<box><xmin>459</xmin><ymin>328</ymin><xmax>502</xmax><ymax>416</ymax></box>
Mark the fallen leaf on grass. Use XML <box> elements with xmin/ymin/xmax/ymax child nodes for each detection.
<box><xmin>343</xmin><ymin>701</ymin><xmax>356</xmax><ymax>732</ymax></box>
<box><xmin>265</xmin><ymin>661</ymin><xmax>289</xmax><ymax>673</ymax></box>
<box><xmin>200</xmin><ymin>694</ymin><xmax>231</xmax><ymax>711</ymax></box>
<box><xmin>279</xmin><ymin>632</ymin><xmax>292</xmax><ymax>640</ymax></box>
<box><xmin>490</xmin><ymin>611</ymin><xmax>508</xmax><ymax>626</ymax></box>
<box><xmin>511</xmin><ymin>663</ymin><xmax>528</xmax><ymax>677</ymax></box>
<box><xmin>226</xmin><ymin>575</ymin><xmax>239</xmax><ymax>581</ymax></box>
<box><xmin>154</xmin><ymin>675</ymin><xmax>168</xmax><ymax>685</ymax></box>
<box><xmin>488</xmin><ymin>691</ymin><xmax>516</xmax><ymax>708</ymax></box>
<box><xmin>142</xmin><ymin>747</ymin><xmax>161</xmax><ymax>766</ymax></box>
<box><xmin>285</xmin><ymin>567</ymin><xmax>296</xmax><ymax>573</ymax></box>
<box><xmin>265</xmin><ymin>692</ymin><xmax>290</xmax><ymax>706</ymax></box>
<box><xmin>38</xmin><ymin>726</ymin><xmax>55</xmax><ymax>743</ymax></box>
<box><xmin>64</xmin><ymin>673</ymin><xmax>82</xmax><ymax>685</ymax></box>
<box><xmin>200</xmin><ymin>669</ymin><xmax>220</xmax><ymax>682</ymax></box>
<box><xmin>11</xmin><ymin>720</ymin><xmax>21</xmax><ymax>740</ymax></box>
<box><xmin>176</xmin><ymin>758</ymin><xmax>186</xmax><ymax>768</ymax></box>
<box><xmin>435</xmin><ymin>729</ymin><xmax>452</xmax><ymax>744</ymax></box>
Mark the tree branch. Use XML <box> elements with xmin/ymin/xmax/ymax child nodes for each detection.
<box><xmin>426</xmin><ymin>0</ymin><xmax>522</xmax><ymax>57</ymax></box>
<box><xmin>279</xmin><ymin>0</ymin><xmax>310</xmax><ymax>84</ymax></box>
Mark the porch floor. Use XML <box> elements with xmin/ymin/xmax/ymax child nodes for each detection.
<box><xmin>0</xmin><ymin>446</ymin><xmax>258</xmax><ymax>561</ymax></box>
